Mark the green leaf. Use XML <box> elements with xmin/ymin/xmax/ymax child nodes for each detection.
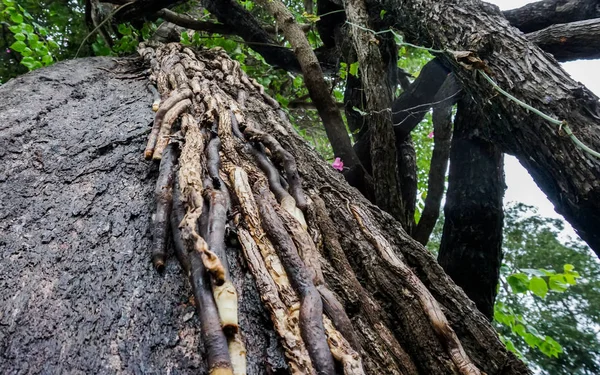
<box><xmin>9</xmin><ymin>40</ymin><xmax>27</xmax><ymax>53</ymax></box>
<box><xmin>9</xmin><ymin>12</ymin><xmax>23</xmax><ymax>24</ymax></box>
<box><xmin>529</xmin><ymin>276</ymin><xmax>548</xmax><ymax>298</ymax></box>
<box><xmin>118</xmin><ymin>23</ymin><xmax>131</xmax><ymax>36</ymax></box>
<box><xmin>20</xmin><ymin>47</ymin><xmax>32</xmax><ymax>57</ymax></box>
<box><xmin>23</xmin><ymin>24</ymin><xmax>33</xmax><ymax>33</ymax></box>
<box><xmin>548</xmin><ymin>275</ymin><xmax>569</xmax><ymax>292</ymax></box>
<box><xmin>2</xmin><ymin>0</ymin><xmax>15</xmax><ymax>6</ymax></box>
<box><xmin>13</xmin><ymin>32</ymin><xmax>25</xmax><ymax>41</ymax></box>
<box><xmin>9</xmin><ymin>25</ymin><xmax>21</xmax><ymax>33</ymax></box>
<box><xmin>513</xmin><ymin>324</ymin><xmax>526</xmax><ymax>337</ymax></box>
<box><xmin>293</xmin><ymin>75</ymin><xmax>303</xmax><ymax>89</ymax></box>
<box><xmin>48</xmin><ymin>40</ymin><xmax>59</xmax><ymax>50</ymax></box>
<box><xmin>380</xmin><ymin>10</ymin><xmax>387</xmax><ymax>19</ymax></box>
<box><xmin>524</xmin><ymin>333</ymin><xmax>541</xmax><ymax>348</ymax></box>
<box><xmin>507</xmin><ymin>273</ymin><xmax>530</xmax><ymax>294</ymax></box>
<box><xmin>563</xmin><ymin>264</ymin><xmax>575</xmax><ymax>272</ymax></box>
<box><xmin>349</xmin><ymin>61</ymin><xmax>359</xmax><ymax>76</ymax></box>
<box><xmin>36</xmin><ymin>45</ymin><xmax>49</xmax><ymax>56</ymax></box>
<box><xmin>41</xmin><ymin>54</ymin><xmax>53</xmax><ymax>65</ymax></box>
<box><xmin>20</xmin><ymin>56</ymin><xmax>41</xmax><ymax>70</ymax></box>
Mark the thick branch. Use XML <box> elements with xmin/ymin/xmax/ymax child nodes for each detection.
<box><xmin>526</xmin><ymin>18</ymin><xmax>600</xmax><ymax>61</ymax></box>
<box><xmin>157</xmin><ymin>9</ymin><xmax>233</xmax><ymax>35</ymax></box>
<box><xmin>345</xmin><ymin>0</ymin><xmax>404</xmax><ymax>221</ymax></box>
<box><xmin>115</xmin><ymin>0</ymin><xmax>184</xmax><ymax>22</ymax></box>
<box><xmin>502</xmin><ymin>0</ymin><xmax>600</xmax><ymax>33</ymax></box>
<box><xmin>199</xmin><ymin>0</ymin><xmax>302</xmax><ymax>72</ymax></box>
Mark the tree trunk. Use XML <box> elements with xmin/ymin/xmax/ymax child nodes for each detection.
<box><xmin>0</xmin><ymin>57</ymin><xmax>288</xmax><ymax>374</ymax></box>
<box><xmin>0</xmin><ymin>48</ymin><xmax>529</xmax><ymax>374</ymax></box>
<box><xmin>438</xmin><ymin>96</ymin><xmax>506</xmax><ymax>321</ymax></box>
<box><xmin>377</xmin><ymin>0</ymin><xmax>600</xmax><ymax>259</ymax></box>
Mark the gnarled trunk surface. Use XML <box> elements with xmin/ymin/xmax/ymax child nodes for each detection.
<box><xmin>0</xmin><ymin>50</ymin><xmax>528</xmax><ymax>374</ymax></box>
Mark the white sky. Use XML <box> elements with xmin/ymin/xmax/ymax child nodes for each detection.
<box><xmin>485</xmin><ymin>0</ymin><xmax>599</xmax><ymax>242</ymax></box>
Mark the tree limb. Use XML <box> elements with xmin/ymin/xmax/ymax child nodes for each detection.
<box><xmin>502</xmin><ymin>0</ymin><xmax>600</xmax><ymax>33</ymax></box>
<box><xmin>377</xmin><ymin>0</ymin><xmax>600</xmax><ymax>259</ymax></box>
<box><xmin>526</xmin><ymin>18</ymin><xmax>600</xmax><ymax>61</ymax></box>
<box><xmin>344</xmin><ymin>0</ymin><xmax>404</xmax><ymax>221</ymax></box>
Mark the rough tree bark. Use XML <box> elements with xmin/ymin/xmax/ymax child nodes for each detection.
<box><xmin>0</xmin><ymin>49</ymin><xmax>529</xmax><ymax>374</ymax></box>
<box><xmin>0</xmin><ymin>57</ymin><xmax>287</xmax><ymax>374</ymax></box>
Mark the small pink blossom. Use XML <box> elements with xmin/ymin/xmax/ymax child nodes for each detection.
<box><xmin>332</xmin><ymin>157</ymin><xmax>344</xmax><ymax>171</ymax></box>
<box><xmin>427</xmin><ymin>131</ymin><xmax>434</xmax><ymax>139</ymax></box>
<box><xmin>6</xmin><ymin>49</ymin><xmax>10</xmax><ymax>53</ymax></box>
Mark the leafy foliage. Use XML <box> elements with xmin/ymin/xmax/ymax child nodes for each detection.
<box><xmin>0</xmin><ymin>0</ymin><xmax>88</xmax><ymax>82</ymax></box>
<box><xmin>496</xmin><ymin>203</ymin><xmax>600</xmax><ymax>374</ymax></box>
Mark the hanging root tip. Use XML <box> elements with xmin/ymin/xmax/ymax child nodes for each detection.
<box><xmin>152</xmin><ymin>254</ymin><xmax>166</xmax><ymax>272</ymax></box>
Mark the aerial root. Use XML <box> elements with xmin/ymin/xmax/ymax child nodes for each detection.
<box><xmin>189</xmin><ymin>250</ymin><xmax>234</xmax><ymax>375</ymax></box>
<box><xmin>141</xmin><ymin>43</ymin><xmax>366</xmax><ymax>374</ymax></box>
<box><xmin>145</xmin><ymin>88</ymin><xmax>193</xmax><ymax>159</ymax></box>
<box><xmin>151</xmin><ymin>142</ymin><xmax>179</xmax><ymax>271</ymax></box>
<box><xmin>205</xmin><ymin>134</ymin><xmax>245</xmax><ymax>370</ymax></box>
<box><xmin>243</xmin><ymin>125</ymin><xmax>308</xmax><ymax>210</ymax></box>
<box><xmin>153</xmin><ymin>98</ymin><xmax>192</xmax><ymax>160</ymax></box>
<box><xmin>254</xmin><ymin>181</ymin><xmax>335</xmax><ymax>375</ymax></box>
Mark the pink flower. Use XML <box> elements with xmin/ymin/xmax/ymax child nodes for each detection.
<box><xmin>332</xmin><ymin>157</ymin><xmax>344</xmax><ymax>171</ymax></box>
<box><xmin>427</xmin><ymin>131</ymin><xmax>434</xmax><ymax>139</ymax></box>
<box><xmin>6</xmin><ymin>49</ymin><xmax>10</xmax><ymax>53</ymax></box>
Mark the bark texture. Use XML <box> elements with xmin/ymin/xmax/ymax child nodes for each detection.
<box><xmin>378</xmin><ymin>0</ymin><xmax>600</xmax><ymax>258</ymax></box>
<box><xmin>0</xmin><ymin>51</ymin><xmax>530</xmax><ymax>374</ymax></box>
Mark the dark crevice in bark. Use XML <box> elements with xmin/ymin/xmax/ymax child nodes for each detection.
<box><xmin>413</xmin><ymin>75</ymin><xmax>461</xmax><ymax>245</ymax></box>
<box><xmin>438</xmin><ymin>96</ymin><xmax>506</xmax><ymax>321</ymax></box>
